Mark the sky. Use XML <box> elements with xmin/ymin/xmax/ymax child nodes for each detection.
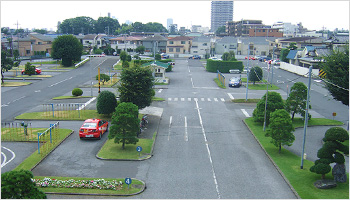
<box><xmin>1</xmin><ymin>0</ymin><xmax>349</xmax><ymax>32</ymax></box>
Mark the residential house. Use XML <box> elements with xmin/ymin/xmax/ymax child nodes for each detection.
<box><xmin>249</xmin><ymin>28</ymin><xmax>283</xmax><ymax>37</ymax></box>
<box><xmin>276</xmin><ymin>37</ymin><xmax>325</xmax><ymax>50</ymax></box>
<box><xmin>109</xmin><ymin>36</ymin><xmax>143</xmax><ymax>53</ymax></box>
<box><xmin>81</xmin><ymin>34</ymin><xmax>97</xmax><ymax>49</ymax></box>
<box><xmin>323</xmin><ymin>33</ymin><xmax>349</xmax><ymax>50</ymax></box>
<box><xmin>214</xmin><ymin>37</ymin><xmax>238</xmax><ymax>55</ymax></box>
<box><xmin>166</xmin><ymin>36</ymin><xmax>192</xmax><ymax>55</ymax></box>
<box><xmin>237</xmin><ymin>37</ymin><xmax>271</xmax><ymax>56</ymax></box>
<box><xmin>286</xmin><ymin>46</ymin><xmax>330</xmax><ymax>68</ymax></box>
<box><xmin>190</xmin><ymin>35</ymin><xmax>212</xmax><ymax>57</ymax></box>
<box><xmin>17</xmin><ymin>33</ymin><xmax>53</xmax><ymax>57</ymax></box>
<box><xmin>141</xmin><ymin>34</ymin><xmax>168</xmax><ymax>54</ymax></box>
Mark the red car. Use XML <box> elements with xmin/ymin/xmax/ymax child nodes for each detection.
<box><xmin>21</xmin><ymin>68</ymin><xmax>41</xmax><ymax>75</ymax></box>
<box><xmin>79</xmin><ymin>119</ymin><xmax>108</xmax><ymax>139</ymax></box>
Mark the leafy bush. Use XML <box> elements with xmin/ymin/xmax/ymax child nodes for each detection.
<box><xmin>252</xmin><ymin>91</ymin><xmax>284</xmax><ymax>125</ymax></box>
<box><xmin>126</xmin><ymin>55</ymin><xmax>132</xmax><ymax>62</ymax></box>
<box><xmin>206</xmin><ymin>59</ymin><xmax>243</xmax><ymax>73</ymax></box>
<box><xmin>96</xmin><ymin>74</ymin><xmax>111</xmax><ymax>85</ymax></box>
<box><xmin>24</xmin><ymin>62</ymin><xmax>36</xmax><ymax>75</ymax></box>
<box><xmin>249</xmin><ymin>66</ymin><xmax>263</xmax><ymax>84</ymax></box>
<box><xmin>96</xmin><ymin>90</ymin><xmax>117</xmax><ymax>115</ymax></box>
<box><xmin>155</xmin><ymin>54</ymin><xmax>161</xmax><ymax>60</ymax></box>
<box><xmin>94</xmin><ymin>49</ymin><xmax>103</xmax><ymax>54</ymax></box>
<box><xmin>122</xmin><ymin>61</ymin><xmax>129</xmax><ymax>68</ymax></box>
<box><xmin>1</xmin><ymin>170</ymin><xmax>47</xmax><ymax>199</ymax></box>
<box><xmin>72</xmin><ymin>88</ymin><xmax>83</xmax><ymax>96</ymax></box>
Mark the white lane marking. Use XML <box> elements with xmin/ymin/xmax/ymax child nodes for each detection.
<box><xmin>94</xmin><ymin>58</ymin><xmax>108</xmax><ymax>69</ymax></box>
<box><xmin>201</xmin><ymin>98</ymin><xmax>205</xmax><ymax>101</ymax></box>
<box><xmin>221</xmin><ymin>98</ymin><xmax>225</xmax><ymax>102</ymax></box>
<box><xmin>181</xmin><ymin>98</ymin><xmax>185</xmax><ymax>101</ymax></box>
<box><xmin>168</xmin><ymin>98</ymin><xmax>172</xmax><ymax>101</ymax></box>
<box><xmin>158</xmin><ymin>89</ymin><xmax>163</xmax><ymax>93</ymax></box>
<box><xmin>48</xmin><ymin>76</ymin><xmax>73</xmax><ymax>87</ymax></box>
<box><xmin>227</xmin><ymin>93</ymin><xmax>234</xmax><ymax>100</ymax></box>
<box><xmin>1</xmin><ymin>152</ymin><xmax>6</xmax><ymax>167</ymax></box>
<box><xmin>188</xmin><ymin>98</ymin><xmax>191</xmax><ymax>101</ymax></box>
<box><xmin>208</xmin><ymin>98</ymin><xmax>211</xmax><ymax>101</ymax></box>
<box><xmin>174</xmin><ymin>98</ymin><xmax>178</xmax><ymax>101</ymax></box>
<box><xmin>12</xmin><ymin>96</ymin><xmax>26</xmax><ymax>103</ymax></box>
<box><xmin>214</xmin><ymin>98</ymin><xmax>218</xmax><ymax>102</ymax></box>
<box><xmin>184</xmin><ymin>116</ymin><xmax>188</xmax><ymax>141</ymax></box>
<box><xmin>1</xmin><ymin>147</ymin><xmax>16</xmax><ymax>168</ymax></box>
<box><xmin>168</xmin><ymin>116</ymin><xmax>172</xmax><ymax>141</ymax></box>
<box><xmin>77</xmin><ymin>97</ymin><xmax>96</xmax><ymax>110</ymax></box>
<box><xmin>1</xmin><ymin>104</ymin><xmax>9</xmax><ymax>107</ymax></box>
<box><xmin>191</xmin><ymin>77</ymin><xmax>195</xmax><ymax>88</ymax></box>
<box><xmin>194</xmin><ymin>98</ymin><xmax>198</xmax><ymax>101</ymax></box>
<box><xmin>194</xmin><ymin>99</ymin><xmax>221</xmax><ymax>199</ymax></box>
<box><xmin>241</xmin><ymin>109</ymin><xmax>250</xmax><ymax>117</ymax></box>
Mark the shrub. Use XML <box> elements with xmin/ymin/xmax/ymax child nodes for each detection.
<box><xmin>155</xmin><ymin>54</ymin><xmax>161</xmax><ymax>60</ymax></box>
<box><xmin>126</xmin><ymin>55</ymin><xmax>132</xmax><ymax>62</ymax></box>
<box><xmin>96</xmin><ymin>90</ymin><xmax>117</xmax><ymax>115</ymax></box>
<box><xmin>96</xmin><ymin>74</ymin><xmax>110</xmax><ymax>85</ymax></box>
<box><xmin>206</xmin><ymin>59</ymin><xmax>243</xmax><ymax>73</ymax></box>
<box><xmin>122</xmin><ymin>61</ymin><xmax>129</xmax><ymax>68</ymax></box>
<box><xmin>1</xmin><ymin>170</ymin><xmax>47</xmax><ymax>199</ymax></box>
<box><xmin>72</xmin><ymin>88</ymin><xmax>83</xmax><ymax>96</ymax></box>
<box><xmin>24</xmin><ymin>62</ymin><xmax>36</xmax><ymax>75</ymax></box>
<box><xmin>249</xmin><ymin>66</ymin><xmax>263</xmax><ymax>84</ymax></box>
<box><xmin>252</xmin><ymin>91</ymin><xmax>284</xmax><ymax>125</ymax></box>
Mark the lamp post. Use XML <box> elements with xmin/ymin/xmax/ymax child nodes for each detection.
<box><xmin>245</xmin><ymin>46</ymin><xmax>250</xmax><ymax>102</ymax></box>
<box><xmin>89</xmin><ymin>48</ymin><xmax>93</xmax><ymax>97</ymax></box>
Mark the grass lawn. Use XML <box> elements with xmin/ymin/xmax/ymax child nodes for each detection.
<box><xmin>214</xmin><ymin>78</ymin><xmax>226</xmax><ymax>89</ymax></box>
<box><xmin>232</xmin><ymin>99</ymin><xmax>260</xmax><ymax>103</ymax></box>
<box><xmin>52</xmin><ymin>96</ymin><xmax>93</xmax><ymax>100</ymax></box>
<box><xmin>1</xmin><ymin>81</ymin><xmax>32</xmax><ymax>87</ymax></box>
<box><xmin>15</xmin><ymin>110</ymin><xmax>112</xmax><ymax>121</ymax></box>
<box><xmin>12</xmin><ymin>128</ymin><xmax>73</xmax><ymax>171</ymax></box>
<box><xmin>30</xmin><ymin>61</ymin><xmax>62</xmax><ymax>65</ymax></box>
<box><xmin>93</xmin><ymin>77</ymin><xmax>119</xmax><ymax>87</ymax></box>
<box><xmin>33</xmin><ymin>176</ymin><xmax>145</xmax><ymax>195</ymax></box>
<box><xmin>245</xmin><ymin>117</ymin><xmax>349</xmax><ymax>199</ymax></box>
<box><xmin>247</xmin><ymin>83</ymin><xmax>279</xmax><ymax>90</ymax></box>
<box><xmin>1</xmin><ymin>127</ymin><xmax>48</xmax><ymax>141</ymax></box>
<box><xmin>152</xmin><ymin>97</ymin><xmax>165</xmax><ymax>101</ymax></box>
<box><xmin>97</xmin><ymin>132</ymin><xmax>156</xmax><ymax>160</ymax></box>
<box><xmin>16</xmin><ymin>75</ymin><xmax>52</xmax><ymax>78</ymax></box>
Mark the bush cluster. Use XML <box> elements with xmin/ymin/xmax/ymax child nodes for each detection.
<box><xmin>72</xmin><ymin>88</ymin><xmax>83</xmax><ymax>96</ymax></box>
<box><xmin>206</xmin><ymin>59</ymin><xmax>243</xmax><ymax>73</ymax></box>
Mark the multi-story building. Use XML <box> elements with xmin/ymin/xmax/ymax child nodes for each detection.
<box><xmin>167</xmin><ymin>18</ymin><xmax>173</xmax><ymax>31</ymax></box>
<box><xmin>190</xmin><ymin>35</ymin><xmax>212</xmax><ymax>56</ymax></box>
<box><xmin>226</xmin><ymin>19</ymin><xmax>269</xmax><ymax>37</ymax></box>
<box><xmin>16</xmin><ymin>33</ymin><xmax>53</xmax><ymax>57</ymax></box>
<box><xmin>272</xmin><ymin>22</ymin><xmax>298</xmax><ymax>37</ymax></box>
<box><xmin>109</xmin><ymin>36</ymin><xmax>143</xmax><ymax>52</ymax></box>
<box><xmin>249</xmin><ymin>28</ymin><xmax>283</xmax><ymax>37</ymax></box>
<box><xmin>166</xmin><ymin>36</ymin><xmax>192</xmax><ymax>55</ymax></box>
<box><xmin>141</xmin><ymin>34</ymin><xmax>168</xmax><ymax>53</ymax></box>
<box><xmin>211</xmin><ymin>1</ymin><xmax>233</xmax><ymax>32</ymax></box>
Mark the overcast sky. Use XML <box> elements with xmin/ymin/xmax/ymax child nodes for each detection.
<box><xmin>1</xmin><ymin>0</ymin><xmax>349</xmax><ymax>32</ymax></box>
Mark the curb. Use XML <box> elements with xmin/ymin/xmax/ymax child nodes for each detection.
<box><xmin>44</xmin><ymin>178</ymin><xmax>146</xmax><ymax>197</ymax></box>
<box><xmin>242</xmin><ymin>119</ymin><xmax>301</xmax><ymax>199</ymax></box>
<box><xmin>31</xmin><ymin>130</ymin><xmax>74</xmax><ymax>171</ymax></box>
<box><xmin>96</xmin><ymin>114</ymin><xmax>162</xmax><ymax>161</ymax></box>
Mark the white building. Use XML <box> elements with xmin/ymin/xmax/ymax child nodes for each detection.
<box><xmin>272</xmin><ymin>22</ymin><xmax>298</xmax><ymax>37</ymax></box>
<box><xmin>167</xmin><ymin>18</ymin><xmax>173</xmax><ymax>31</ymax></box>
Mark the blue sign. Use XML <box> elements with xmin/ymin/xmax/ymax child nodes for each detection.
<box><xmin>136</xmin><ymin>146</ymin><xmax>142</xmax><ymax>152</ymax></box>
<box><xmin>125</xmin><ymin>177</ymin><xmax>132</xmax><ymax>185</ymax></box>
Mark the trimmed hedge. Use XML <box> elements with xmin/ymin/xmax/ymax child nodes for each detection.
<box><xmin>72</xmin><ymin>88</ymin><xmax>83</xmax><ymax>96</ymax></box>
<box><xmin>133</xmin><ymin>60</ymin><xmax>152</xmax><ymax>65</ymax></box>
<box><xmin>206</xmin><ymin>59</ymin><xmax>243</xmax><ymax>73</ymax></box>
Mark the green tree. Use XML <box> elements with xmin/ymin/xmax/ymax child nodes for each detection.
<box><xmin>122</xmin><ymin>61</ymin><xmax>129</xmax><ymax>68</ymax></box>
<box><xmin>136</xmin><ymin>46</ymin><xmax>145</xmax><ymax>54</ymax></box>
<box><xmin>1</xmin><ymin>50</ymin><xmax>19</xmax><ymax>83</ymax></box>
<box><xmin>320</xmin><ymin>45</ymin><xmax>349</xmax><ymax>105</ymax></box>
<box><xmin>155</xmin><ymin>54</ymin><xmax>161</xmax><ymax>60</ymax></box>
<box><xmin>33</xmin><ymin>29</ymin><xmax>48</xmax><ymax>34</ymax></box>
<box><xmin>1</xmin><ymin>170</ymin><xmax>47</xmax><ymax>199</ymax></box>
<box><xmin>118</xmin><ymin>66</ymin><xmax>154</xmax><ymax>109</ymax></box>
<box><xmin>285</xmin><ymin>82</ymin><xmax>311</xmax><ymax>121</ymax></box>
<box><xmin>96</xmin><ymin>74</ymin><xmax>110</xmax><ymax>85</ymax></box>
<box><xmin>51</xmin><ymin>35</ymin><xmax>83</xmax><ymax>67</ymax></box>
<box><xmin>249</xmin><ymin>66</ymin><xmax>263</xmax><ymax>84</ymax></box>
<box><xmin>23</xmin><ymin>62</ymin><xmax>36</xmax><ymax>75</ymax></box>
<box><xmin>96</xmin><ymin>90</ymin><xmax>117</xmax><ymax>115</ymax></box>
<box><xmin>120</xmin><ymin>51</ymin><xmax>127</xmax><ymax>62</ymax></box>
<box><xmin>229</xmin><ymin>51</ymin><xmax>237</xmax><ymax>61</ymax></box>
<box><xmin>288</xmin><ymin>42</ymin><xmax>297</xmax><ymax>50</ymax></box>
<box><xmin>13</xmin><ymin>49</ymin><xmax>19</xmax><ymax>61</ymax></box>
<box><xmin>253</xmin><ymin>91</ymin><xmax>285</xmax><ymax>125</ymax></box>
<box><xmin>108</xmin><ymin>102</ymin><xmax>140</xmax><ymax>149</ymax></box>
<box><xmin>265</xmin><ymin>109</ymin><xmax>295</xmax><ymax>153</ymax></box>
<box><xmin>310</xmin><ymin>127</ymin><xmax>349</xmax><ymax>179</ymax></box>
<box><xmin>280</xmin><ymin>48</ymin><xmax>290</xmax><ymax>63</ymax></box>
<box><xmin>221</xmin><ymin>52</ymin><xmax>231</xmax><ymax>61</ymax></box>
<box><xmin>215</xmin><ymin>26</ymin><xmax>226</xmax><ymax>35</ymax></box>
<box><xmin>1</xmin><ymin>27</ymin><xmax>9</xmax><ymax>35</ymax></box>
<box><xmin>95</xmin><ymin>17</ymin><xmax>120</xmax><ymax>34</ymax></box>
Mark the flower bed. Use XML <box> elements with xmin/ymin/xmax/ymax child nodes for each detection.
<box><xmin>32</xmin><ymin>177</ymin><xmax>124</xmax><ymax>191</ymax></box>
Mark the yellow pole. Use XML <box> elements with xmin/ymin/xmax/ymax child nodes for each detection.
<box><xmin>98</xmin><ymin>67</ymin><xmax>101</xmax><ymax>93</ymax></box>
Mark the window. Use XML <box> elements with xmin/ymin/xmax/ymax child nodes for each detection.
<box><xmin>181</xmin><ymin>41</ymin><xmax>185</xmax><ymax>44</ymax></box>
<box><xmin>176</xmin><ymin>48</ymin><xmax>180</xmax><ymax>52</ymax></box>
<box><xmin>169</xmin><ymin>41</ymin><xmax>174</xmax><ymax>44</ymax></box>
<box><xmin>169</xmin><ymin>48</ymin><xmax>173</xmax><ymax>52</ymax></box>
<box><xmin>155</xmin><ymin>73</ymin><xmax>163</xmax><ymax>77</ymax></box>
<box><xmin>203</xmin><ymin>43</ymin><xmax>207</xmax><ymax>46</ymax></box>
<box><xmin>26</xmin><ymin>50</ymin><xmax>30</xmax><ymax>54</ymax></box>
<box><xmin>38</xmin><ymin>42</ymin><xmax>42</xmax><ymax>45</ymax></box>
<box><xmin>193</xmin><ymin>51</ymin><xmax>198</xmax><ymax>53</ymax></box>
<box><xmin>192</xmin><ymin>46</ymin><xmax>198</xmax><ymax>48</ymax></box>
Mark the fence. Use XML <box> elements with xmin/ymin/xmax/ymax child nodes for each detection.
<box><xmin>1</xmin><ymin>122</ymin><xmax>35</xmax><ymax>141</ymax></box>
<box><xmin>42</xmin><ymin>103</ymin><xmax>87</xmax><ymax>120</ymax></box>
<box><xmin>37</xmin><ymin>122</ymin><xmax>60</xmax><ymax>156</ymax></box>
<box><xmin>217</xmin><ymin>70</ymin><xmax>225</xmax><ymax>86</ymax></box>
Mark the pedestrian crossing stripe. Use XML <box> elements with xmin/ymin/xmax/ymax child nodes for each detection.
<box><xmin>319</xmin><ymin>69</ymin><xmax>326</xmax><ymax>78</ymax></box>
<box><xmin>167</xmin><ymin>98</ymin><xmax>225</xmax><ymax>102</ymax></box>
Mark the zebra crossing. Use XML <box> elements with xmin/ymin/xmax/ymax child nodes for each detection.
<box><xmin>167</xmin><ymin>97</ymin><xmax>226</xmax><ymax>102</ymax></box>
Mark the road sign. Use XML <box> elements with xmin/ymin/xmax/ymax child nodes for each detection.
<box><xmin>136</xmin><ymin>146</ymin><xmax>142</xmax><ymax>152</ymax></box>
<box><xmin>125</xmin><ymin>177</ymin><xmax>132</xmax><ymax>189</ymax></box>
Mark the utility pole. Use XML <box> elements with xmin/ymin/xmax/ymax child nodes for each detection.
<box><xmin>300</xmin><ymin>66</ymin><xmax>313</xmax><ymax>169</ymax></box>
<box><xmin>245</xmin><ymin>46</ymin><xmax>249</xmax><ymax>101</ymax></box>
<box><xmin>14</xmin><ymin>21</ymin><xmax>20</xmax><ymax>57</ymax></box>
